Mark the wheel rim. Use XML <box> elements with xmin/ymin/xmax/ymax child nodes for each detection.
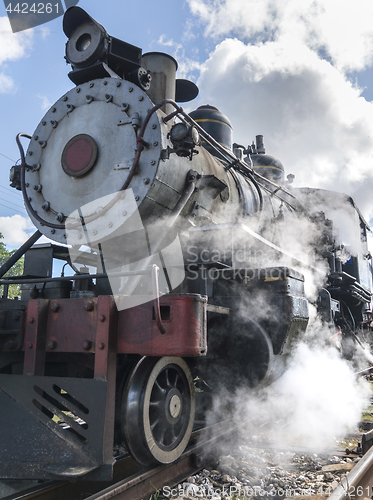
<box><xmin>122</xmin><ymin>356</ymin><xmax>195</xmax><ymax>465</ymax></box>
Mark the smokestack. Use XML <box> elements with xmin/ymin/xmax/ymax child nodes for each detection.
<box><xmin>141</xmin><ymin>52</ymin><xmax>177</xmax><ymax>115</ymax></box>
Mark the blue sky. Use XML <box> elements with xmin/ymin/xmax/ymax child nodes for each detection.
<box><xmin>1</xmin><ymin>0</ymin><xmax>373</xmax><ymax>248</ymax></box>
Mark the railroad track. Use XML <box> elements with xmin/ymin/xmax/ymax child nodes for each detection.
<box><xmin>4</xmin><ymin>420</ymin><xmax>373</xmax><ymax>500</ymax></box>
<box><xmin>325</xmin><ymin>373</ymin><xmax>373</xmax><ymax>499</ymax></box>
<box><xmin>329</xmin><ymin>443</ymin><xmax>373</xmax><ymax>500</ymax></box>
<box><xmin>0</xmin><ymin>420</ymin><xmax>236</xmax><ymax>500</ymax></box>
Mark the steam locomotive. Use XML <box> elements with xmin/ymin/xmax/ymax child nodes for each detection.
<box><xmin>0</xmin><ymin>6</ymin><xmax>371</xmax><ymax>481</ymax></box>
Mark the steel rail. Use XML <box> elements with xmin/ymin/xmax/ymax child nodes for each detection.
<box><xmin>1</xmin><ymin>421</ymin><xmax>235</xmax><ymax>500</ymax></box>
<box><xmin>84</xmin><ymin>420</ymin><xmax>236</xmax><ymax>500</ymax></box>
<box><xmin>329</xmin><ymin>444</ymin><xmax>373</xmax><ymax>500</ymax></box>
<box><xmin>355</xmin><ymin>366</ymin><xmax>373</xmax><ymax>378</ymax></box>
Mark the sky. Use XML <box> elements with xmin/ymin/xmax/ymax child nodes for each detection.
<box><xmin>1</xmin><ymin>0</ymin><xmax>373</xmax><ymax>248</ymax></box>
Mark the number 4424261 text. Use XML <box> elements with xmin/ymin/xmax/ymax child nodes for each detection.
<box><xmin>6</xmin><ymin>3</ymin><xmax>59</xmax><ymax>14</ymax></box>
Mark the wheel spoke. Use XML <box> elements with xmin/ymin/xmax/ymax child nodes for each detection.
<box><xmin>170</xmin><ymin>424</ymin><xmax>176</xmax><ymax>442</ymax></box>
<box><xmin>154</xmin><ymin>379</ymin><xmax>167</xmax><ymax>395</ymax></box>
<box><xmin>150</xmin><ymin>417</ymin><xmax>160</xmax><ymax>431</ymax></box>
<box><xmin>162</xmin><ymin>425</ymin><xmax>175</xmax><ymax>447</ymax></box>
<box><xmin>175</xmin><ymin>419</ymin><xmax>183</xmax><ymax>435</ymax></box>
<box><xmin>149</xmin><ymin>399</ymin><xmax>163</xmax><ymax>408</ymax></box>
<box><xmin>153</xmin><ymin>419</ymin><xmax>169</xmax><ymax>444</ymax></box>
<box><xmin>165</xmin><ymin>368</ymin><xmax>172</xmax><ymax>389</ymax></box>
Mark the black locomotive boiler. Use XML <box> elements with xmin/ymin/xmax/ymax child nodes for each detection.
<box><xmin>0</xmin><ymin>7</ymin><xmax>372</xmax><ymax>480</ymax></box>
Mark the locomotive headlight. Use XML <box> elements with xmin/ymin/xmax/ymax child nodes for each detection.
<box><xmin>77</xmin><ymin>34</ymin><xmax>91</xmax><ymax>52</ymax></box>
<box><xmin>65</xmin><ymin>21</ymin><xmax>107</xmax><ymax>68</ymax></box>
<box><xmin>63</xmin><ymin>7</ymin><xmax>144</xmax><ymax>86</ymax></box>
<box><xmin>170</xmin><ymin>123</ymin><xmax>199</xmax><ymax>144</ymax></box>
<box><xmin>170</xmin><ymin>123</ymin><xmax>188</xmax><ymax>142</ymax></box>
<box><xmin>169</xmin><ymin>123</ymin><xmax>200</xmax><ymax>157</ymax></box>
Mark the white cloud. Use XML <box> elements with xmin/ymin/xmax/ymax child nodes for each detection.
<box><xmin>0</xmin><ymin>214</ymin><xmax>33</xmax><ymax>247</ymax></box>
<box><xmin>0</xmin><ymin>17</ymin><xmax>33</xmax><ymax>64</ymax></box>
<box><xmin>184</xmin><ymin>0</ymin><xmax>373</xmax><ymax>223</ymax></box>
<box><xmin>0</xmin><ymin>16</ymin><xmax>34</xmax><ymax>93</ymax></box>
<box><xmin>155</xmin><ymin>34</ymin><xmax>202</xmax><ymax>81</ymax></box>
<box><xmin>40</xmin><ymin>26</ymin><xmax>50</xmax><ymax>39</ymax></box>
<box><xmin>187</xmin><ymin>0</ymin><xmax>373</xmax><ymax>72</ymax></box>
<box><xmin>194</xmin><ymin>37</ymin><xmax>373</xmax><ymax>218</ymax></box>
<box><xmin>157</xmin><ymin>34</ymin><xmax>183</xmax><ymax>52</ymax></box>
<box><xmin>35</xmin><ymin>93</ymin><xmax>52</xmax><ymax>111</ymax></box>
<box><xmin>0</xmin><ymin>72</ymin><xmax>14</xmax><ymax>93</ymax></box>
<box><xmin>177</xmin><ymin>57</ymin><xmax>202</xmax><ymax>80</ymax></box>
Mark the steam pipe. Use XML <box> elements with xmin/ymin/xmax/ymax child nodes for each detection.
<box><xmin>17</xmin><ymin>96</ymin><xmax>305</xmax><ymax>234</ymax></box>
<box><xmin>167</xmin><ymin>171</ymin><xmax>197</xmax><ymax>225</ymax></box>
<box><xmin>151</xmin><ymin>100</ymin><xmax>306</xmax><ymax>212</ymax></box>
<box><xmin>256</xmin><ymin>135</ymin><xmax>265</xmax><ymax>154</ymax></box>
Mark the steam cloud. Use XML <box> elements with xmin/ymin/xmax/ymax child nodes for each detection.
<box><xmin>207</xmin><ymin>336</ymin><xmax>371</xmax><ymax>454</ymax></box>
<box><xmin>193</xmin><ymin>180</ymin><xmax>372</xmax><ymax>457</ymax></box>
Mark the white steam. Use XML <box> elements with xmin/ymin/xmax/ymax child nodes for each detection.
<box><xmin>269</xmin><ymin>342</ymin><xmax>369</xmax><ymax>448</ymax></box>
<box><xmin>182</xmin><ymin>0</ymin><xmax>373</xmax><ymax>461</ymax></box>
<box><xmin>212</xmin><ymin>339</ymin><xmax>371</xmax><ymax>453</ymax></box>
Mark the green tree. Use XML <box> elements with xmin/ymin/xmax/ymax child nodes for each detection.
<box><xmin>0</xmin><ymin>234</ymin><xmax>24</xmax><ymax>299</ymax></box>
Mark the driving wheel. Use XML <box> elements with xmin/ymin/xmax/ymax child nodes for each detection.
<box><xmin>121</xmin><ymin>356</ymin><xmax>195</xmax><ymax>466</ymax></box>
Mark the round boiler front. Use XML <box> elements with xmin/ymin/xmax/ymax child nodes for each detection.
<box><xmin>24</xmin><ymin>78</ymin><xmax>163</xmax><ymax>245</ymax></box>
